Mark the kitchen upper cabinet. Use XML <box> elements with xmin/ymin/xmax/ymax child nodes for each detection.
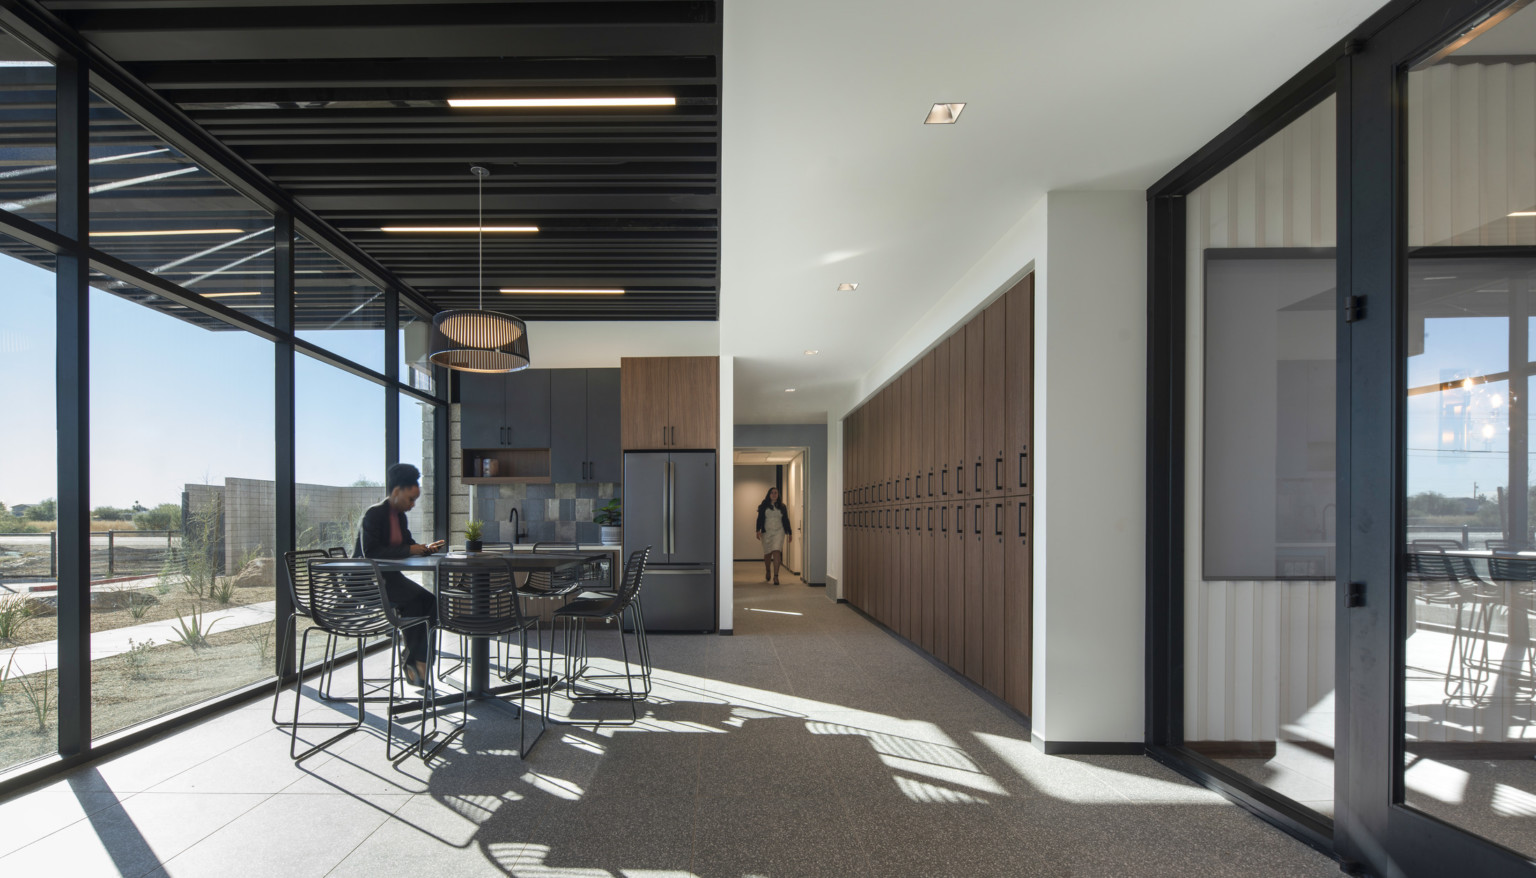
<box><xmin>621</xmin><ymin>356</ymin><xmax>718</xmax><ymax>450</ymax></box>
<box><xmin>548</xmin><ymin>369</ymin><xmax>622</xmax><ymax>483</ymax></box>
<box><xmin>458</xmin><ymin>369</ymin><xmax>550</xmax><ymax>449</ymax></box>
<box><xmin>586</xmin><ymin>369</ymin><xmax>622</xmax><ymax>482</ymax></box>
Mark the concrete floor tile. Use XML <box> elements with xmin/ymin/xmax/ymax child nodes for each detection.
<box><xmin>157</xmin><ymin>792</ymin><xmax>408</xmax><ymax>878</ymax></box>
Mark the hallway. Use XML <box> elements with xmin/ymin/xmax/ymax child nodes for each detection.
<box><xmin>0</xmin><ymin>563</ymin><xmax>1338</xmax><ymax>876</ymax></box>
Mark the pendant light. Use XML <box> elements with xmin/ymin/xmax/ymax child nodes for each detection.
<box><xmin>429</xmin><ymin>165</ymin><xmax>530</xmax><ymax>372</ymax></box>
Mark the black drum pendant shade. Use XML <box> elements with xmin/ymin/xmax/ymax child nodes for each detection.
<box><xmin>428</xmin><ymin>165</ymin><xmax>530</xmax><ymax>373</ymax></box>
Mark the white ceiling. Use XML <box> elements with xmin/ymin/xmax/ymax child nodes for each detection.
<box><xmin>718</xmin><ymin>0</ymin><xmax>1385</xmax><ymax>424</ymax></box>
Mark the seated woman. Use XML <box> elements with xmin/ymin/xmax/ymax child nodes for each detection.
<box><xmin>354</xmin><ymin>463</ymin><xmax>445</xmax><ymax>686</ymax></box>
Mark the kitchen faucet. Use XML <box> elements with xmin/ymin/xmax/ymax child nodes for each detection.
<box><xmin>509</xmin><ymin>505</ymin><xmax>520</xmax><ymax>545</ymax></box>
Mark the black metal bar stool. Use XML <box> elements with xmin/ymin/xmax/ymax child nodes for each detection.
<box><xmin>554</xmin><ymin>547</ymin><xmax>651</xmax><ymax>726</ymax></box>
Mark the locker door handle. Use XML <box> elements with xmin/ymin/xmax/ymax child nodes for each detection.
<box><xmin>973</xmin><ymin>504</ymin><xmax>980</xmax><ymax>535</ymax></box>
<box><xmin>994</xmin><ymin>502</ymin><xmax>1003</xmax><ymax>537</ymax></box>
<box><xmin>1019</xmin><ymin>450</ymin><xmax>1028</xmax><ymax>488</ymax></box>
<box><xmin>927</xmin><ymin>507</ymin><xmax>933</xmax><ymax>532</ymax></box>
<box><xmin>974</xmin><ymin>461</ymin><xmax>981</xmax><ymax>492</ymax></box>
<box><xmin>1018</xmin><ymin>500</ymin><xmax>1028</xmax><ymax>539</ymax></box>
<box><xmin>941</xmin><ymin>468</ymin><xmax>947</xmax><ymax>495</ymax></box>
<box><xmin>941</xmin><ymin>506</ymin><xmax>947</xmax><ymax>533</ymax></box>
<box><xmin>928</xmin><ymin>472</ymin><xmax>934</xmax><ymax>496</ymax></box>
<box><xmin>995</xmin><ymin>457</ymin><xmax>1003</xmax><ymax>491</ymax></box>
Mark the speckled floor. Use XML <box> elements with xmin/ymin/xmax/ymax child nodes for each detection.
<box><xmin>0</xmin><ymin>563</ymin><xmax>1342</xmax><ymax>877</ymax></box>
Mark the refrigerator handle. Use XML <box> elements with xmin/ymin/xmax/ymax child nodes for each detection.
<box><xmin>660</xmin><ymin>459</ymin><xmax>670</xmax><ymax>554</ymax></box>
<box><xmin>666</xmin><ymin>459</ymin><xmax>676</xmax><ymax>554</ymax></box>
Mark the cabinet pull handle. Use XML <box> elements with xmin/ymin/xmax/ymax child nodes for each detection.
<box><xmin>1018</xmin><ymin>500</ymin><xmax>1028</xmax><ymax>539</ymax></box>
<box><xmin>928</xmin><ymin>472</ymin><xmax>934</xmax><ymax>495</ymax></box>
<box><xmin>671</xmin><ymin>426</ymin><xmax>676</xmax><ymax>445</ymax></box>
<box><xmin>1019</xmin><ymin>449</ymin><xmax>1028</xmax><ymax>488</ymax></box>
<box><xmin>662</xmin><ymin>426</ymin><xmax>667</xmax><ymax>446</ymax></box>
<box><xmin>973</xmin><ymin>504</ymin><xmax>980</xmax><ymax>535</ymax></box>
<box><xmin>994</xmin><ymin>502</ymin><xmax>1002</xmax><ymax>537</ymax></box>
<box><xmin>995</xmin><ymin>457</ymin><xmax>1003</xmax><ymax>491</ymax></box>
<box><xmin>941</xmin><ymin>468</ymin><xmax>947</xmax><ymax>495</ymax></box>
<box><xmin>941</xmin><ymin>506</ymin><xmax>947</xmax><ymax>533</ymax></box>
<box><xmin>974</xmin><ymin>461</ymin><xmax>981</xmax><ymax>492</ymax></box>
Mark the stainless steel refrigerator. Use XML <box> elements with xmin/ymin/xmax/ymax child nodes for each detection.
<box><xmin>624</xmin><ymin>451</ymin><xmax>717</xmax><ymax>632</ymax></box>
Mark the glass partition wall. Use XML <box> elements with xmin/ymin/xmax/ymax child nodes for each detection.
<box><xmin>0</xmin><ymin>22</ymin><xmax>446</xmax><ymax>789</ymax></box>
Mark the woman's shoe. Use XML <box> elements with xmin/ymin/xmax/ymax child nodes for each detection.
<box><xmin>773</xmin><ymin>577</ymin><xmax>780</xmax><ymax>585</ymax></box>
<box><xmin>402</xmin><ymin>660</ymin><xmax>427</xmax><ymax>688</ymax></box>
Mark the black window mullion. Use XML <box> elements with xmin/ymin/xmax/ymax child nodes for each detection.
<box><xmin>54</xmin><ymin>52</ymin><xmax>90</xmax><ymax>757</ymax></box>
<box><xmin>274</xmin><ymin>212</ymin><xmax>297</xmax><ymax>681</ymax></box>
<box><xmin>385</xmin><ymin>286</ymin><xmax>400</xmax><ymax>471</ymax></box>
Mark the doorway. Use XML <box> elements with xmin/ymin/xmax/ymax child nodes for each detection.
<box><xmin>733</xmin><ymin>447</ymin><xmax>807</xmax><ymax>582</ymax></box>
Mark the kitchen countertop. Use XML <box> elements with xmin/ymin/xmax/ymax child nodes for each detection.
<box><xmin>509</xmin><ymin>543</ymin><xmax>621</xmax><ymax>552</ymax></box>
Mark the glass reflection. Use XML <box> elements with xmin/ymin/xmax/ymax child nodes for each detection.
<box><xmin>295</xmin><ymin>237</ymin><xmax>385</xmax><ymax>372</ymax></box>
<box><xmin>0</xmin><ymin>32</ymin><xmax>54</xmax><ymax>228</ymax></box>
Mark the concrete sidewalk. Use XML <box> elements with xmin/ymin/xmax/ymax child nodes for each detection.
<box><xmin>2</xmin><ymin>601</ymin><xmax>278</xmax><ymax>679</ymax></box>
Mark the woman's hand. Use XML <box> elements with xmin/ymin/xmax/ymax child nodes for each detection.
<box><xmin>409</xmin><ymin>543</ymin><xmax>428</xmax><ymax>556</ymax></box>
<box><xmin>755</xmin><ymin>531</ymin><xmax>763</xmax><ymax>540</ymax></box>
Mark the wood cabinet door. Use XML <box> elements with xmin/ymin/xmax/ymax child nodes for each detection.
<box><xmin>949</xmin><ymin>502</ymin><xmax>966</xmax><ymax>673</ymax></box>
<box><xmin>919</xmin><ymin>503</ymin><xmax>934</xmax><ymax>653</ymax></box>
<box><xmin>964</xmin><ymin>500</ymin><xmax>984</xmax><ymax>682</ymax></box>
<box><xmin>965</xmin><ymin>317</ymin><xmax>985</xmax><ymax>497</ymax></box>
<box><xmin>983</xmin><ymin>297</ymin><xmax>1007</xmax><ymax>497</ymax></box>
<box><xmin>950</xmin><ymin>330</ymin><xmax>968</xmax><ymax>499</ymax></box>
<box><xmin>505</xmin><ymin>369</ymin><xmax>552</xmax><ymax>448</ymax></box>
<box><xmin>621</xmin><ymin>357</ymin><xmax>670</xmax><ymax>449</ymax></box>
<box><xmin>922</xmin><ymin>351</ymin><xmax>936</xmax><ymax>499</ymax></box>
<box><xmin>459</xmin><ymin>371</ymin><xmax>506</xmax><ymax>448</ymax></box>
<box><xmin>1004</xmin><ymin>496</ymin><xmax>1031</xmax><ymax>715</ymax></box>
<box><xmin>1005</xmin><ymin>274</ymin><xmax>1034</xmax><ymax>494</ymax></box>
<box><xmin>549</xmin><ymin>369</ymin><xmax>588</xmax><ymax>482</ymax></box>
<box><xmin>669</xmin><ymin>357</ymin><xmax>718</xmax><ymax>449</ymax></box>
<box><xmin>983</xmin><ymin>497</ymin><xmax>1006</xmax><ymax>697</ymax></box>
<box><xmin>933</xmin><ymin>500</ymin><xmax>949</xmax><ymax>665</ymax></box>
<box><xmin>585</xmin><ymin>369</ymin><xmax>623</xmax><ymax>482</ymax></box>
<box><xmin>936</xmin><ymin>338</ymin><xmax>951</xmax><ymax>500</ymax></box>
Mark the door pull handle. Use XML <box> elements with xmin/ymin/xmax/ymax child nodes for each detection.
<box><xmin>1018</xmin><ymin>500</ymin><xmax>1028</xmax><ymax>539</ymax></box>
<box><xmin>994</xmin><ymin>502</ymin><xmax>1002</xmax><ymax>537</ymax></box>
<box><xmin>974</xmin><ymin>461</ymin><xmax>981</xmax><ymax>492</ymax></box>
<box><xmin>1019</xmin><ymin>450</ymin><xmax>1028</xmax><ymax>488</ymax></box>
<box><xmin>995</xmin><ymin>457</ymin><xmax>1003</xmax><ymax>491</ymax></box>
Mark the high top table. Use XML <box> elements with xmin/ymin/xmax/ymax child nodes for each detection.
<box><xmin>316</xmin><ymin>551</ymin><xmax>606</xmax><ymax>717</ymax></box>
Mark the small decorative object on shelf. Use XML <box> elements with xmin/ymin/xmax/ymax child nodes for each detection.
<box><xmin>464</xmin><ymin>519</ymin><xmax>484</xmax><ymax>553</ymax></box>
<box><xmin>595</xmin><ymin>498</ymin><xmax>622</xmax><ymax>545</ymax></box>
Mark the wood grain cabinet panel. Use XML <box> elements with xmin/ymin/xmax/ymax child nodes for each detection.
<box><xmin>620</xmin><ymin>356</ymin><xmax>717</xmax><ymax>450</ymax></box>
<box><xmin>983</xmin><ymin>297</ymin><xmax>1007</xmax><ymax>497</ymax></box>
<box><xmin>984</xmin><ymin>497</ymin><xmax>1006</xmax><ymax>697</ymax></box>
<box><xmin>621</xmin><ymin>357</ymin><xmax>670</xmax><ymax>449</ymax></box>
<box><xmin>964</xmin><ymin>499</ymin><xmax>985</xmax><ymax>683</ymax></box>
<box><xmin>669</xmin><ymin>356</ymin><xmax>718</xmax><ymax>448</ymax></box>
<box><xmin>1005</xmin><ymin>496</ymin><xmax>1032</xmax><ymax>713</ymax></box>
<box><xmin>1005</xmin><ymin>275</ymin><xmax>1034</xmax><ymax>493</ymax></box>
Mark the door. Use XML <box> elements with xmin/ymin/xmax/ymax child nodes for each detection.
<box><xmin>949</xmin><ymin>501</ymin><xmax>965</xmax><ymax>674</ymax></box>
<box><xmin>965</xmin><ymin>499</ymin><xmax>984</xmax><ymax>683</ymax></box>
<box><xmin>1347</xmin><ymin>1</ymin><xmax>1536</xmax><ymax>872</ymax></box>
<box><xmin>1005</xmin><ymin>275</ymin><xmax>1033</xmax><ymax>493</ymax></box>
<box><xmin>549</xmin><ymin>369</ymin><xmax>587</xmax><ymax>482</ymax></box>
<box><xmin>668</xmin><ymin>451</ymin><xmax>717</xmax><ymax>565</ymax></box>
<box><xmin>669</xmin><ymin>357</ymin><xmax>718</xmax><ymax>449</ymax></box>
<box><xmin>1004</xmin><ymin>497</ymin><xmax>1030</xmax><ymax>714</ymax></box>
<box><xmin>934</xmin><ymin>499</ymin><xmax>949</xmax><ymax>665</ymax></box>
<box><xmin>966</xmin><ymin>316</ymin><xmax>985</xmax><ymax>498</ymax></box>
<box><xmin>984</xmin><ymin>497</ymin><xmax>1005</xmax><ymax>697</ymax></box>
<box><xmin>458</xmin><ymin>371</ymin><xmax>505</xmax><ymax>448</ymax></box>
<box><xmin>621</xmin><ymin>357</ymin><xmax>670</xmax><ymax>449</ymax></box>
<box><xmin>983</xmin><ymin>297</ymin><xmax>1007</xmax><ymax>497</ymax></box>
<box><xmin>622</xmin><ymin>452</ymin><xmax>668</xmax><ymax>560</ymax></box>
<box><xmin>586</xmin><ymin>369</ymin><xmax>622</xmax><ymax>482</ymax></box>
<box><xmin>505</xmin><ymin>369</ymin><xmax>551</xmax><ymax>448</ymax></box>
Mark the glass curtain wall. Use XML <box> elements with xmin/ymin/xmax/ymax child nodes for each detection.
<box><xmin>0</xmin><ymin>19</ymin><xmax>444</xmax><ymax>784</ymax></box>
<box><xmin>0</xmin><ymin>241</ymin><xmax>58</xmax><ymax>772</ymax></box>
<box><xmin>1400</xmin><ymin>5</ymin><xmax>1536</xmax><ymax>857</ymax></box>
<box><xmin>1182</xmin><ymin>98</ymin><xmax>1338</xmax><ymax>819</ymax></box>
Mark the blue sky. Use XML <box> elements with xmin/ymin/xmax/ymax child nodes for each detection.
<box><xmin>0</xmin><ymin>250</ymin><xmax>397</xmax><ymax>509</ymax></box>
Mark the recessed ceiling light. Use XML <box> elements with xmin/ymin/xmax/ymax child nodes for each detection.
<box><xmin>500</xmin><ymin>288</ymin><xmax>625</xmax><ymax>295</ymax></box>
<box><xmin>804</xmin><ymin>349</ymin><xmax>820</xmax><ymax>356</ymax></box>
<box><xmin>784</xmin><ymin>388</ymin><xmax>797</xmax><ymax>393</ymax></box>
<box><xmin>381</xmin><ymin>225</ymin><xmax>539</xmax><ymax>233</ymax></box>
<box><xmin>448</xmin><ymin>97</ymin><xmax>676</xmax><ymax>108</ymax></box>
<box><xmin>1511</xmin><ymin>211</ymin><xmax>1536</xmax><ymax>217</ymax></box>
<box><xmin>91</xmin><ymin>228</ymin><xmax>244</xmax><ymax>237</ymax></box>
<box><xmin>924</xmin><ymin>102</ymin><xmax>966</xmax><ymax>124</ymax></box>
<box><xmin>837</xmin><ymin>282</ymin><xmax>858</xmax><ymax>292</ymax></box>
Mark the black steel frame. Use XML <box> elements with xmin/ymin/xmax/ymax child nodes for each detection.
<box><xmin>1147</xmin><ymin>0</ymin><xmax>1536</xmax><ymax>873</ymax></box>
<box><xmin>0</xmin><ymin>7</ymin><xmax>451</xmax><ymax>799</ymax></box>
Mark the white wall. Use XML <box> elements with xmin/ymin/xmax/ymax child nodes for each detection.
<box><xmin>1033</xmin><ymin>190</ymin><xmax>1147</xmax><ymax>745</ymax></box>
<box><xmin>524</xmin><ymin>321</ymin><xmax>720</xmax><ymax>368</ymax></box>
<box><xmin>718</xmin><ymin>355</ymin><xmax>735</xmax><ymax>631</ymax></box>
<box><xmin>826</xmin><ymin>417</ymin><xmax>844</xmax><ymax>599</ymax></box>
<box><xmin>734</xmin><ymin>465</ymin><xmax>777</xmax><ymax>559</ymax></box>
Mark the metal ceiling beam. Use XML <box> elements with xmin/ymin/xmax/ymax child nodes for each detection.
<box><xmin>128</xmin><ymin>57</ymin><xmax>718</xmax><ymax>90</ymax></box>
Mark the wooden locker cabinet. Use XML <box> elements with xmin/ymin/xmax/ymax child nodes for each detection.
<box><xmin>620</xmin><ymin>356</ymin><xmax>718</xmax><ymax>449</ymax></box>
<box><xmin>1005</xmin><ymin>275</ymin><xmax>1034</xmax><ymax>493</ymax></box>
<box><xmin>965</xmin><ymin>317</ymin><xmax>985</xmax><ymax>498</ymax></box>
<box><xmin>1004</xmin><ymin>496</ymin><xmax>1032</xmax><ymax>712</ymax></box>
<box><xmin>964</xmin><ymin>498</ymin><xmax>985</xmax><ymax>683</ymax></box>
<box><xmin>983</xmin><ymin>297</ymin><xmax>1007</xmax><ymax>497</ymax></box>
<box><xmin>983</xmin><ymin>497</ymin><xmax>1006</xmax><ymax>697</ymax></box>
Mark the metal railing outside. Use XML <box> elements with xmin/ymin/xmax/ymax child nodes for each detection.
<box><xmin>0</xmin><ymin>530</ymin><xmax>182</xmax><ymax>585</ymax></box>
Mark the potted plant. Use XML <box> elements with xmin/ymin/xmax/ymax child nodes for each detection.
<box><xmin>594</xmin><ymin>498</ymin><xmax>622</xmax><ymax>545</ymax></box>
<box><xmin>464</xmin><ymin>519</ymin><xmax>484</xmax><ymax>553</ymax></box>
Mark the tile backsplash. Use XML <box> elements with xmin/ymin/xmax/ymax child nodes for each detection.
<box><xmin>472</xmin><ymin>481</ymin><xmax>618</xmax><ymax>544</ymax></box>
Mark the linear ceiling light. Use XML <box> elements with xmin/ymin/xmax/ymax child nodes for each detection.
<box><xmin>203</xmin><ymin>291</ymin><xmax>262</xmax><ymax>298</ymax></box>
<box><xmin>448</xmin><ymin>97</ymin><xmax>676</xmax><ymax>108</ymax></box>
<box><xmin>382</xmin><ymin>225</ymin><xmax>539</xmax><ymax>233</ymax></box>
<box><xmin>1510</xmin><ymin>211</ymin><xmax>1536</xmax><ymax>217</ymax></box>
<box><xmin>500</xmin><ymin>288</ymin><xmax>625</xmax><ymax>295</ymax></box>
<box><xmin>91</xmin><ymin>228</ymin><xmax>244</xmax><ymax>237</ymax></box>
<box><xmin>924</xmin><ymin>102</ymin><xmax>966</xmax><ymax>124</ymax></box>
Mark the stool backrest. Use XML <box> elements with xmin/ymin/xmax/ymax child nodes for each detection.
<box><xmin>613</xmin><ymin>546</ymin><xmax>651</xmax><ymax>610</ymax></box>
<box><xmin>308</xmin><ymin>559</ymin><xmax>394</xmax><ymax>636</ymax></box>
<box><xmin>283</xmin><ymin>548</ymin><xmax>334</xmax><ymax>618</ymax></box>
<box><xmin>436</xmin><ymin>556</ymin><xmax>526</xmax><ymax>636</ymax></box>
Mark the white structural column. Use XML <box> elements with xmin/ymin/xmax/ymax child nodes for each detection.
<box><xmin>1033</xmin><ymin>190</ymin><xmax>1147</xmax><ymax>747</ymax></box>
<box><xmin>718</xmin><ymin>355</ymin><xmax>735</xmax><ymax>632</ymax></box>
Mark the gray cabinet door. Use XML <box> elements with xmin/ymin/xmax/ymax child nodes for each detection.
<box><xmin>504</xmin><ymin>369</ymin><xmax>551</xmax><ymax>448</ymax></box>
<box><xmin>459</xmin><ymin>372</ymin><xmax>505</xmax><ymax>448</ymax></box>
<box><xmin>586</xmin><ymin>369</ymin><xmax>622</xmax><ymax>483</ymax></box>
<box><xmin>550</xmin><ymin>370</ymin><xmax>587</xmax><ymax>482</ymax></box>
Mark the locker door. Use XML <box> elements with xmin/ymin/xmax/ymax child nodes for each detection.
<box><xmin>1004</xmin><ymin>497</ymin><xmax>1031</xmax><ymax>715</ymax></box>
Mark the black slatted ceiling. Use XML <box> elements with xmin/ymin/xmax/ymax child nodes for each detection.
<box><xmin>41</xmin><ymin>0</ymin><xmax>722</xmax><ymax>322</ymax></box>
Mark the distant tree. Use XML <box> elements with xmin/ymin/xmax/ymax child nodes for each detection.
<box><xmin>351</xmin><ymin>478</ymin><xmax>382</xmax><ymax>488</ymax></box>
<box><xmin>133</xmin><ymin>503</ymin><xmax>182</xmax><ymax>532</ymax></box>
<box><xmin>23</xmin><ymin>498</ymin><xmax>56</xmax><ymax>521</ymax></box>
<box><xmin>92</xmin><ymin>506</ymin><xmax>134</xmax><ymax>521</ymax></box>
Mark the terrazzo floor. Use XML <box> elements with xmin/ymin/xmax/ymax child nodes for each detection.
<box><xmin>0</xmin><ymin>563</ymin><xmax>1342</xmax><ymax>877</ymax></box>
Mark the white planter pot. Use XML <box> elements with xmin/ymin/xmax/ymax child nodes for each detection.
<box><xmin>600</xmin><ymin>525</ymin><xmax>621</xmax><ymax>545</ymax></box>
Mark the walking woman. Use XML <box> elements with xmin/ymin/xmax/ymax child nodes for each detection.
<box><xmin>755</xmin><ymin>486</ymin><xmax>793</xmax><ymax>585</ymax></box>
